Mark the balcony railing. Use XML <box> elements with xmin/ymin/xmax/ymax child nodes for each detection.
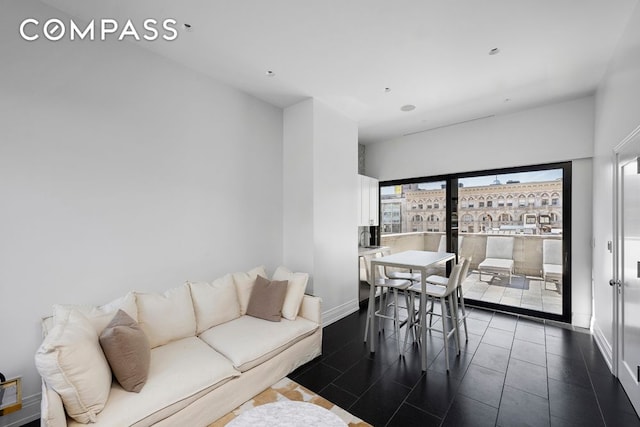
<box><xmin>380</xmin><ymin>231</ymin><xmax>562</xmax><ymax>277</ymax></box>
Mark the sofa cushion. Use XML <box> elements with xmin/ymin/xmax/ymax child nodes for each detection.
<box><xmin>188</xmin><ymin>274</ymin><xmax>240</xmax><ymax>334</ymax></box>
<box><xmin>246</xmin><ymin>275</ymin><xmax>288</xmax><ymax>322</ymax></box>
<box><xmin>99</xmin><ymin>310</ymin><xmax>151</xmax><ymax>393</ymax></box>
<box><xmin>272</xmin><ymin>266</ymin><xmax>309</xmax><ymax>320</ymax></box>
<box><xmin>68</xmin><ymin>337</ymin><xmax>239</xmax><ymax>427</ymax></box>
<box><xmin>53</xmin><ymin>292</ymin><xmax>137</xmax><ymax>335</ymax></box>
<box><xmin>136</xmin><ymin>284</ymin><xmax>196</xmax><ymax>348</ymax></box>
<box><xmin>232</xmin><ymin>266</ymin><xmax>267</xmax><ymax>315</ymax></box>
<box><xmin>35</xmin><ymin>309</ymin><xmax>112</xmax><ymax>424</ymax></box>
<box><xmin>199</xmin><ymin>315</ymin><xmax>319</xmax><ymax>372</ymax></box>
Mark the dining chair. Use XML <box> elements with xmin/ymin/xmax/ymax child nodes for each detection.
<box><xmin>362</xmin><ymin>254</ymin><xmax>412</xmax><ymax>356</ymax></box>
<box><xmin>404</xmin><ymin>262</ymin><xmax>463</xmax><ymax>371</ymax></box>
<box><xmin>425</xmin><ymin>257</ymin><xmax>471</xmax><ymax>343</ymax></box>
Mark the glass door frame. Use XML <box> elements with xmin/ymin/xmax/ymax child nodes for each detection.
<box><xmin>379</xmin><ymin>161</ymin><xmax>572</xmax><ymax>323</ymax></box>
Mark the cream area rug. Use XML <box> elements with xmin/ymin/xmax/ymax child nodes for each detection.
<box><xmin>209</xmin><ymin>377</ymin><xmax>371</xmax><ymax>427</ymax></box>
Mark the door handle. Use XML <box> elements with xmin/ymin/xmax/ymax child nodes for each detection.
<box><xmin>609</xmin><ymin>279</ymin><xmax>621</xmax><ymax>287</ymax></box>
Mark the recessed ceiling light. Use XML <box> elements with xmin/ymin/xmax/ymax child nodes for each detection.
<box><xmin>384</xmin><ymin>87</ymin><xmax>391</xmax><ymax>93</ymax></box>
<box><xmin>183</xmin><ymin>23</ymin><xmax>193</xmax><ymax>32</ymax></box>
<box><xmin>265</xmin><ymin>70</ymin><xmax>276</xmax><ymax>77</ymax></box>
<box><xmin>504</xmin><ymin>98</ymin><xmax>511</xmax><ymax>102</ymax></box>
<box><xmin>400</xmin><ymin>104</ymin><xmax>416</xmax><ymax>112</ymax></box>
<box><xmin>489</xmin><ymin>48</ymin><xmax>500</xmax><ymax>55</ymax></box>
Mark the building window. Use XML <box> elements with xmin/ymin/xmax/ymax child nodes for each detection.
<box><xmin>434</xmin><ymin>203</ymin><xmax>439</xmax><ymax>209</ymax></box>
<box><xmin>552</xmin><ymin>198</ymin><xmax>559</xmax><ymax>206</ymax></box>
<box><xmin>487</xmin><ymin>200</ymin><xmax>493</xmax><ymax>207</ymax></box>
<box><xmin>479</xmin><ymin>201</ymin><xmax>485</xmax><ymax>208</ymax></box>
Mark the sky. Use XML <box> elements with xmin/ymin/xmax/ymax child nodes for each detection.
<box><xmin>381</xmin><ymin>168</ymin><xmax>563</xmax><ymax>194</ymax></box>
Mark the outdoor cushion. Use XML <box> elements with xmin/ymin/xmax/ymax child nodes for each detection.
<box><xmin>543</xmin><ymin>263</ymin><xmax>563</xmax><ymax>277</ymax></box>
<box><xmin>485</xmin><ymin>236</ymin><xmax>514</xmax><ymax>259</ymax></box>
<box><xmin>199</xmin><ymin>315</ymin><xmax>318</xmax><ymax>372</ymax></box>
<box><xmin>68</xmin><ymin>337</ymin><xmax>239</xmax><ymax>427</ymax></box>
<box><xmin>478</xmin><ymin>258</ymin><xmax>514</xmax><ymax>271</ymax></box>
<box><xmin>136</xmin><ymin>284</ymin><xmax>196</xmax><ymax>348</ymax></box>
<box><xmin>189</xmin><ymin>274</ymin><xmax>240</xmax><ymax>333</ymax></box>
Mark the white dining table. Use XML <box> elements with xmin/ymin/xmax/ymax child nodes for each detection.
<box><xmin>369</xmin><ymin>250</ymin><xmax>456</xmax><ymax>371</ymax></box>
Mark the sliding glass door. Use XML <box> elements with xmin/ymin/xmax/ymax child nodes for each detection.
<box><xmin>380</xmin><ymin>162</ymin><xmax>571</xmax><ymax>323</ymax></box>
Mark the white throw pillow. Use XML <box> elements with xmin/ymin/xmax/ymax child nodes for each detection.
<box><xmin>272</xmin><ymin>266</ymin><xmax>309</xmax><ymax>320</ymax></box>
<box><xmin>189</xmin><ymin>274</ymin><xmax>241</xmax><ymax>334</ymax></box>
<box><xmin>232</xmin><ymin>266</ymin><xmax>267</xmax><ymax>315</ymax></box>
<box><xmin>53</xmin><ymin>292</ymin><xmax>137</xmax><ymax>335</ymax></box>
<box><xmin>35</xmin><ymin>309</ymin><xmax>112</xmax><ymax>424</ymax></box>
<box><xmin>135</xmin><ymin>284</ymin><xmax>196</xmax><ymax>348</ymax></box>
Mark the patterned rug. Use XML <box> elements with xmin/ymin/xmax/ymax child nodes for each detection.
<box><xmin>209</xmin><ymin>377</ymin><xmax>371</xmax><ymax>427</ymax></box>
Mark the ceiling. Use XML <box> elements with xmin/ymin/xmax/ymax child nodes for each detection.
<box><xmin>42</xmin><ymin>0</ymin><xmax>638</xmax><ymax>144</ymax></box>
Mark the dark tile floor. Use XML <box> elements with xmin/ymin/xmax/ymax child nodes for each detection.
<box><xmin>289</xmin><ymin>303</ymin><xmax>640</xmax><ymax>427</ymax></box>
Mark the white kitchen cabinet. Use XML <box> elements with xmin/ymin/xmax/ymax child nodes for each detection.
<box><xmin>358</xmin><ymin>174</ymin><xmax>379</xmax><ymax>226</ymax></box>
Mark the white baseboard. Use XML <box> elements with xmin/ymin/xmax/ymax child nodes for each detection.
<box><xmin>572</xmin><ymin>312</ymin><xmax>591</xmax><ymax>329</ymax></box>
<box><xmin>322</xmin><ymin>299</ymin><xmax>359</xmax><ymax>327</ymax></box>
<box><xmin>592</xmin><ymin>322</ymin><xmax>614</xmax><ymax>372</ymax></box>
<box><xmin>0</xmin><ymin>393</ymin><xmax>40</xmax><ymax>427</ymax></box>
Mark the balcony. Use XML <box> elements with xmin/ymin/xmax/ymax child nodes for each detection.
<box><xmin>379</xmin><ymin>231</ymin><xmax>563</xmax><ymax>314</ymax></box>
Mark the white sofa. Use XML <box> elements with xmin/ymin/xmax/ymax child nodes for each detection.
<box><xmin>36</xmin><ymin>266</ymin><xmax>322</xmax><ymax>427</ymax></box>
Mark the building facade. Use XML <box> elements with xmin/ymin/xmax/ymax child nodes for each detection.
<box><xmin>382</xmin><ymin>180</ymin><xmax>563</xmax><ymax>235</ymax></box>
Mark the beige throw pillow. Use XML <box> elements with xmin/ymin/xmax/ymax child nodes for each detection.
<box><xmin>272</xmin><ymin>266</ymin><xmax>309</xmax><ymax>320</ymax></box>
<box><xmin>245</xmin><ymin>275</ymin><xmax>288</xmax><ymax>322</ymax></box>
<box><xmin>99</xmin><ymin>310</ymin><xmax>150</xmax><ymax>393</ymax></box>
<box><xmin>232</xmin><ymin>266</ymin><xmax>267</xmax><ymax>315</ymax></box>
<box><xmin>35</xmin><ymin>309</ymin><xmax>112</xmax><ymax>424</ymax></box>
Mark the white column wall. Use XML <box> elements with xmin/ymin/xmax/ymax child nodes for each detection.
<box><xmin>283</xmin><ymin>99</ymin><xmax>359</xmax><ymax>325</ymax></box>
<box><xmin>592</xmin><ymin>1</ymin><xmax>640</xmax><ymax>367</ymax></box>
<box><xmin>365</xmin><ymin>97</ymin><xmax>595</xmax><ymax>327</ymax></box>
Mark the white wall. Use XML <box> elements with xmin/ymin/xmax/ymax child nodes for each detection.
<box><xmin>366</xmin><ymin>97</ymin><xmax>595</xmax><ymax>327</ymax></box>
<box><xmin>283</xmin><ymin>99</ymin><xmax>359</xmax><ymax>325</ymax></box>
<box><xmin>283</xmin><ymin>102</ymin><xmax>315</xmax><ymax>281</ymax></box>
<box><xmin>592</xmin><ymin>1</ymin><xmax>640</xmax><ymax>367</ymax></box>
<box><xmin>0</xmin><ymin>2</ymin><xmax>283</xmax><ymax>423</ymax></box>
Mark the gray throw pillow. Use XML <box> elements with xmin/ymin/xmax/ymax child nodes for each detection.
<box><xmin>99</xmin><ymin>309</ymin><xmax>151</xmax><ymax>393</ymax></box>
<box><xmin>246</xmin><ymin>275</ymin><xmax>288</xmax><ymax>322</ymax></box>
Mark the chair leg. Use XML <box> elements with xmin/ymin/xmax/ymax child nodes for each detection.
<box><xmin>458</xmin><ymin>288</ymin><xmax>468</xmax><ymax>342</ymax></box>
<box><xmin>440</xmin><ymin>297</ymin><xmax>450</xmax><ymax>372</ymax></box>
<box><xmin>449</xmin><ymin>294</ymin><xmax>460</xmax><ymax>356</ymax></box>
<box><xmin>393</xmin><ymin>288</ymin><xmax>402</xmax><ymax>355</ymax></box>
<box><xmin>364</xmin><ymin>286</ymin><xmax>373</xmax><ymax>343</ymax></box>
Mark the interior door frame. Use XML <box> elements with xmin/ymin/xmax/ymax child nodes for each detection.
<box><xmin>612</xmin><ymin>124</ymin><xmax>640</xmax><ymax>383</ymax></box>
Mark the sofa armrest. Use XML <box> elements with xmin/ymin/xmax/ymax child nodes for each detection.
<box><xmin>41</xmin><ymin>380</ymin><xmax>67</xmax><ymax>427</ymax></box>
<box><xmin>298</xmin><ymin>294</ymin><xmax>321</xmax><ymax>325</ymax></box>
